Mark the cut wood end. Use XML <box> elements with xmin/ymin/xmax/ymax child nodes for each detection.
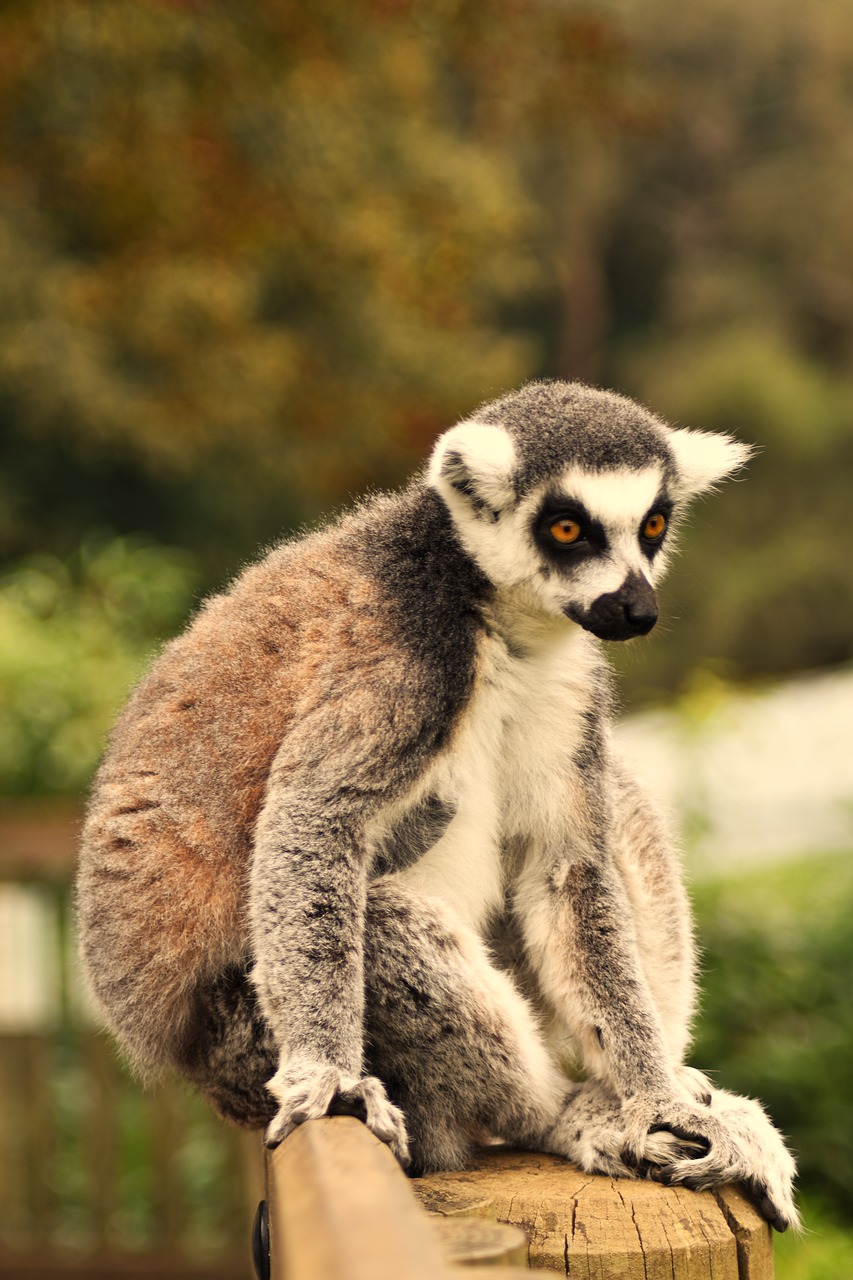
<box><xmin>416</xmin><ymin>1148</ymin><xmax>775</xmax><ymax>1279</ymax></box>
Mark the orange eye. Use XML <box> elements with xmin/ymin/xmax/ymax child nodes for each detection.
<box><xmin>549</xmin><ymin>518</ymin><xmax>583</xmax><ymax>545</ymax></box>
<box><xmin>643</xmin><ymin>513</ymin><xmax>667</xmax><ymax>541</ymax></box>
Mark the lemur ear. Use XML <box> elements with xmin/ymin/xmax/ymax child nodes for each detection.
<box><xmin>428</xmin><ymin>420</ymin><xmax>517</xmax><ymax>516</ymax></box>
<box><xmin>667</xmin><ymin>428</ymin><xmax>754</xmax><ymax>498</ymax></box>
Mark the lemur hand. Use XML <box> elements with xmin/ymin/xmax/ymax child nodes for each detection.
<box><xmin>264</xmin><ymin>1060</ymin><xmax>410</xmax><ymax>1167</ymax></box>
<box><xmin>620</xmin><ymin>1088</ymin><xmax>799</xmax><ymax>1233</ymax></box>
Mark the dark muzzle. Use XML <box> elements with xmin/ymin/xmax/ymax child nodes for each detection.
<box><xmin>567</xmin><ymin>572</ymin><xmax>658</xmax><ymax>642</ymax></box>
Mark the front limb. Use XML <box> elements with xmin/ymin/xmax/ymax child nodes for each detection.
<box><xmin>518</xmin><ymin>841</ymin><xmax>798</xmax><ymax>1231</ymax></box>
<box><xmin>250</xmin><ymin>782</ymin><xmax>409</xmax><ymax>1160</ymax></box>
<box><xmin>519</xmin><ymin>847</ymin><xmax>686</xmax><ymax>1105</ymax></box>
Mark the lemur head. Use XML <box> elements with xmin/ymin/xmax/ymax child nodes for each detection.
<box><xmin>428</xmin><ymin>380</ymin><xmax>752</xmax><ymax>642</ymax></box>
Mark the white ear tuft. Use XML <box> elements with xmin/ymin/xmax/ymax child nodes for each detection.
<box><xmin>667</xmin><ymin>428</ymin><xmax>754</xmax><ymax>498</ymax></box>
<box><xmin>428</xmin><ymin>420</ymin><xmax>517</xmax><ymax>514</ymax></box>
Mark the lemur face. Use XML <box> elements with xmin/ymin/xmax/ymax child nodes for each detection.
<box><xmin>428</xmin><ymin>382</ymin><xmax>751</xmax><ymax>642</ymax></box>
<box><xmin>528</xmin><ymin>464</ymin><xmax>670</xmax><ymax>640</ymax></box>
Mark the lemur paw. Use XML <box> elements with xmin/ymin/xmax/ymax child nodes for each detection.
<box><xmin>264</xmin><ymin>1063</ymin><xmax>410</xmax><ymax>1167</ymax></box>
<box><xmin>541</xmin><ymin>1082</ymin><xmax>639</xmax><ymax>1179</ymax></box>
<box><xmin>620</xmin><ymin>1088</ymin><xmax>799</xmax><ymax>1233</ymax></box>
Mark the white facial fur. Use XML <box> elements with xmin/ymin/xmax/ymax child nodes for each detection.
<box><xmin>429</xmin><ymin>416</ymin><xmax>750</xmax><ymax>624</ymax></box>
<box><xmin>535</xmin><ymin>464</ymin><xmax>669</xmax><ymax>615</ymax></box>
<box><xmin>667</xmin><ymin>428</ymin><xmax>753</xmax><ymax>499</ymax></box>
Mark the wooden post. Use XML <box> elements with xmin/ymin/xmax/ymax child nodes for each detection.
<box><xmin>416</xmin><ymin>1147</ymin><xmax>775</xmax><ymax>1279</ymax></box>
<box><xmin>265</xmin><ymin>1121</ymin><xmax>774</xmax><ymax>1280</ymax></box>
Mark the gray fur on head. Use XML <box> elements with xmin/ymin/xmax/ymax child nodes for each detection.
<box><xmin>429</xmin><ymin>379</ymin><xmax>751</xmax><ymax>514</ymax></box>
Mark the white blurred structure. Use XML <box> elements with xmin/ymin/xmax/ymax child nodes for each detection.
<box><xmin>616</xmin><ymin>667</ymin><xmax>853</xmax><ymax>876</ymax></box>
<box><xmin>0</xmin><ymin>884</ymin><xmax>61</xmax><ymax>1031</ymax></box>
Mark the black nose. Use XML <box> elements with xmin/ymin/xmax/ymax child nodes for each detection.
<box><xmin>624</xmin><ymin>595</ymin><xmax>658</xmax><ymax>636</ymax></box>
<box><xmin>568</xmin><ymin>573</ymin><xmax>658</xmax><ymax>642</ymax></box>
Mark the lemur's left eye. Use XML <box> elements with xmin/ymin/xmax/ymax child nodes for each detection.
<box><xmin>642</xmin><ymin>513</ymin><xmax>667</xmax><ymax>541</ymax></box>
<box><xmin>549</xmin><ymin>517</ymin><xmax>583</xmax><ymax>545</ymax></box>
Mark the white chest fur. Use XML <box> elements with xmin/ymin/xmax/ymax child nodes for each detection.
<box><xmin>390</xmin><ymin>614</ymin><xmax>602</xmax><ymax>933</ymax></box>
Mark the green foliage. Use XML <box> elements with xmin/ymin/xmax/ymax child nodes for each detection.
<box><xmin>0</xmin><ymin>537</ymin><xmax>197</xmax><ymax>796</ymax></box>
<box><xmin>691</xmin><ymin>852</ymin><xmax>853</xmax><ymax>1221</ymax></box>
<box><xmin>776</xmin><ymin>1194</ymin><xmax>853</xmax><ymax>1280</ymax></box>
<box><xmin>614</xmin><ymin>326</ymin><xmax>853</xmax><ymax>699</ymax></box>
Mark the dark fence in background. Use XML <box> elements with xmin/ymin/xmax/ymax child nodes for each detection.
<box><xmin>0</xmin><ymin>806</ymin><xmax>260</xmax><ymax>1280</ymax></box>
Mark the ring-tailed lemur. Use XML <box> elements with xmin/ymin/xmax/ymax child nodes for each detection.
<box><xmin>77</xmin><ymin>380</ymin><xmax>798</xmax><ymax>1232</ymax></box>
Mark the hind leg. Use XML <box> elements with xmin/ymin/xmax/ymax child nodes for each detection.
<box><xmin>363</xmin><ymin>879</ymin><xmax>567</xmax><ymax>1172</ymax></box>
<box><xmin>178</xmin><ymin>964</ymin><xmax>278</xmax><ymax>1128</ymax></box>
<box><xmin>176</xmin><ymin>879</ymin><xmax>568</xmax><ymax>1171</ymax></box>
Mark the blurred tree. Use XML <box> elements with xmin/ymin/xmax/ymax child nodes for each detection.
<box><xmin>0</xmin><ymin>0</ymin><xmax>543</xmax><ymax>581</ymax></box>
<box><xmin>1</xmin><ymin>0</ymin><xmax>851</xmax><ymax>697</ymax></box>
<box><xmin>600</xmin><ymin>0</ymin><xmax>853</xmax><ymax>693</ymax></box>
<box><xmin>0</xmin><ymin>536</ymin><xmax>197</xmax><ymax>795</ymax></box>
<box><xmin>443</xmin><ymin>0</ymin><xmax>853</xmax><ymax>693</ymax></box>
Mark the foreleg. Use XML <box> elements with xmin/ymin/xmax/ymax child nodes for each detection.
<box><xmin>250</xmin><ymin>784</ymin><xmax>411</xmax><ymax>1158</ymax></box>
<box><xmin>517</xmin><ymin>818</ymin><xmax>798</xmax><ymax>1230</ymax></box>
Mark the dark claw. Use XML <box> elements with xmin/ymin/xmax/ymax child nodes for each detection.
<box><xmin>744</xmin><ymin>1179</ymin><xmax>789</xmax><ymax>1234</ymax></box>
<box><xmin>700</xmin><ymin>1092</ymin><xmax>713</xmax><ymax>1107</ymax></box>
<box><xmin>634</xmin><ymin>1159</ymin><xmax>665</xmax><ymax>1182</ymax></box>
<box><xmin>761</xmin><ymin>1195</ymin><xmax>789</xmax><ymax>1233</ymax></box>
<box><xmin>328</xmin><ymin>1092</ymin><xmax>369</xmax><ymax>1123</ymax></box>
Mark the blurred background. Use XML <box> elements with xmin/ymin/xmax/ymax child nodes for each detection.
<box><xmin>0</xmin><ymin>2</ymin><xmax>851</xmax><ymax>1277</ymax></box>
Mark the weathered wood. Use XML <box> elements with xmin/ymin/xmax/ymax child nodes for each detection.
<box><xmin>715</xmin><ymin>1184</ymin><xmax>776</xmax><ymax>1280</ymax></box>
<box><xmin>415</xmin><ymin>1147</ymin><xmax>774</xmax><ymax>1279</ymax></box>
<box><xmin>85</xmin><ymin>1030</ymin><xmax>121</xmax><ymax>1248</ymax></box>
<box><xmin>0</xmin><ymin>803</ymin><xmax>81</xmax><ymax>882</ymax></box>
<box><xmin>432</xmin><ymin>1218</ymin><xmax>529</xmax><ymax>1267</ymax></box>
<box><xmin>266</xmin><ymin>1122</ymin><xmax>774</xmax><ymax>1279</ymax></box>
<box><xmin>265</xmin><ymin>1116</ymin><xmax>455</xmax><ymax>1280</ymax></box>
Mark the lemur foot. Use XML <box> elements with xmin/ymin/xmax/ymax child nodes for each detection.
<box><xmin>542</xmin><ymin>1082</ymin><xmax>712</xmax><ymax>1179</ymax></box>
<box><xmin>264</xmin><ymin>1062</ymin><xmax>410</xmax><ymax>1166</ymax></box>
<box><xmin>542</xmin><ymin>1081</ymin><xmax>652</xmax><ymax>1179</ymax></box>
<box><xmin>620</xmin><ymin>1088</ymin><xmax>799</xmax><ymax>1233</ymax></box>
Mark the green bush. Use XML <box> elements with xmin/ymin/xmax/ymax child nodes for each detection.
<box><xmin>0</xmin><ymin>537</ymin><xmax>198</xmax><ymax>796</ymax></box>
<box><xmin>691</xmin><ymin>852</ymin><xmax>853</xmax><ymax>1222</ymax></box>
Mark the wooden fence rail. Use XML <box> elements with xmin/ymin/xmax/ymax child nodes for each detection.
<box><xmin>263</xmin><ymin>1117</ymin><xmax>529</xmax><ymax>1280</ymax></box>
<box><xmin>0</xmin><ymin>806</ymin><xmax>260</xmax><ymax>1279</ymax></box>
<box><xmin>262</xmin><ymin>1117</ymin><xmax>775</xmax><ymax>1280</ymax></box>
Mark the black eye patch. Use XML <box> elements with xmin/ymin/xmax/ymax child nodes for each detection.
<box><xmin>532</xmin><ymin>496</ymin><xmax>608</xmax><ymax>565</ymax></box>
<box><xmin>638</xmin><ymin>497</ymin><xmax>674</xmax><ymax>559</ymax></box>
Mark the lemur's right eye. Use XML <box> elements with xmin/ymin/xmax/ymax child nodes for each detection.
<box><xmin>549</xmin><ymin>517</ymin><xmax>583</xmax><ymax>545</ymax></box>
